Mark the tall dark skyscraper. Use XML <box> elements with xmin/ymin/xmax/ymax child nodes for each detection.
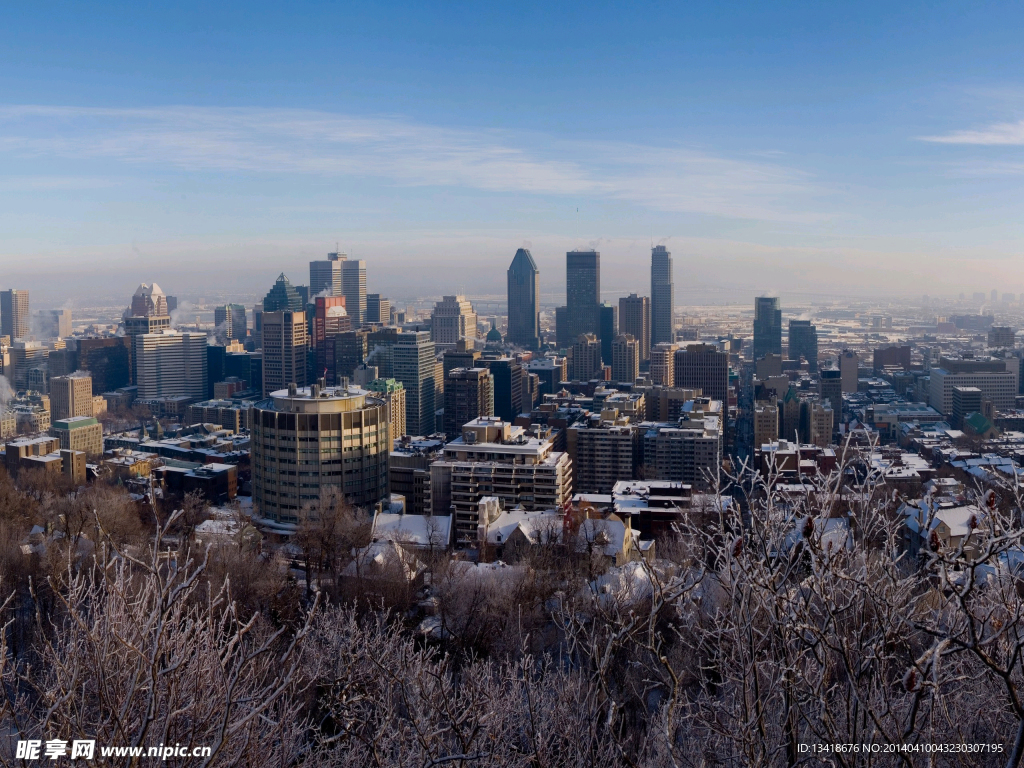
<box><xmin>753</xmin><ymin>296</ymin><xmax>782</xmax><ymax>361</ymax></box>
<box><xmin>263</xmin><ymin>274</ymin><xmax>304</xmax><ymax>313</ymax></box>
<box><xmin>485</xmin><ymin>358</ymin><xmax>523</xmax><ymax>423</ymax></box>
<box><xmin>506</xmin><ymin>248</ymin><xmax>540</xmax><ymax>348</ymax></box>
<box><xmin>599</xmin><ymin>304</ymin><xmax>618</xmax><ymax>366</ymax></box>
<box><xmin>788</xmin><ymin>319</ymin><xmax>818</xmax><ymax>371</ymax></box>
<box><xmin>650</xmin><ymin>245</ymin><xmax>674</xmax><ymax>346</ymax></box>
<box><xmin>556</xmin><ymin>250</ymin><xmax>600</xmax><ymax>345</ymax></box>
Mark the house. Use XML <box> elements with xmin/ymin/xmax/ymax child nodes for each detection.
<box><xmin>573</xmin><ymin>513</ymin><xmax>640</xmax><ymax>567</ymax></box>
<box><xmin>371</xmin><ymin>512</ymin><xmax>453</xmax><ymax>552</ymax></box>
<box><xmin>478</xmin><ymin>507</ymin><xmax>562</xmax><ymax>562</ymax></box>
<box><xmin>901</xmin><ymin>496</ymin><xmax>985</xmax><ymax>561</ymax></box>
<box><xmin>343</xmin><ymin>539</ymin><xmax>427</xmax><ymax>585</ymax></box>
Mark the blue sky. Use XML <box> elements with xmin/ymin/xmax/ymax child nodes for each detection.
<box><xmin>3</xmin><ymin>1</ymin><xmax>1024</xmax><ymax>304</ymax></box>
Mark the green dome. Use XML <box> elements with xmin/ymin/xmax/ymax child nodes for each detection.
<box><xmin>486</xmin><ymin>320</ymin><xmax>502</xmax><ymax>343</ymax></box>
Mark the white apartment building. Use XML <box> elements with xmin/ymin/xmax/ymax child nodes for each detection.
<box><xmin>431</xmin><ymin>417</ymin><xmax>572</xmax><ymax>546</ymax></box>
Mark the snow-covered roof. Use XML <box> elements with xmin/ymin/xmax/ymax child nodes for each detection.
<box><xmin>482</xmin><ymin>508</ymin><xmax>561</xmax><ymax>546</ymax></box>
<box><xmin>371</xmin><ymin>513</ymin><xmax>452</xmax><ymax>548</ymax></box>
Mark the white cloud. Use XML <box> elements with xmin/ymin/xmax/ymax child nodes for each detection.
<box><xmin>0</xmin><ymin>105</ymin><xmax>821</xmax><ymax>221</ymax></box>
<box><xmin>920</xmin><ymin>119</ymin><xmax>1024</xmax><ymax>145</ymax></box>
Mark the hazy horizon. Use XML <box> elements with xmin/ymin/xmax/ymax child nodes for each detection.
<box><xmin>3</xmin><ymin>2</ymin><xmax>1024</xmax><ymax>306</ymax></box>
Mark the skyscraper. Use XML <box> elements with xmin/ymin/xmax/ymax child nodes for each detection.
<box><xmin>556</xmin><ymin>250</ymin><xmax>600</xmax><ymax>344</ymax></box>
<box><xmin>366</xmin><ymin>294</ymin><xmax>390</xmax><ymax>324</ymax></box>
<box><xmin>263</xmin><ymin>274</ymin><xmax>304</xmax><ymax>313</ymax></box>
<box><xmin>342</xmin><ymin>259</ymin><xmax>367</xmax><ymax>326</ymax></box>
<box><xmin>50</xmin><ymin>372</ymin><xmax>94</xmax><ymax>421</ymax></box>
<box><xmin>392</xmin><ymin>331</ymin><xmax>436</xmax><ymax>436</ymax></box>
<box><xmin>599</xmin><ymin>304</ymin><xmax>618</xmax><ymax>366</ymax></box>
<box><xmin>485</xmin><ymin>358</ymin><xmax>523</xmax><ymax>423</ymax></box>
<box><xmin>129</xmin><ymin>284</ymin><xmax>168</xmax><ymax>318</ymax></box>
<box><xmin>312</xmin><ymin>295</ymin><xmax>349</xmax><ymax>379</ymax></box>
<box><xmin>135</xmin><ymin>331</ymin><xmax>208</xmax><ymax>399</ymax></box>
<box><xmin>506</xmin><ymin>248</ymin><xmax>540</xmax><ymax>349</ymax></box>
<box><xmin>788</xmin><ymin>319</ymin><xmax>818</xmax><ymax>371</ymax></box>
<box><xmin>612</xmin><ymin>335</ymin><xmax>640</xmax><ymax>383</ymax></box>
<box><xmin>571</xmin><ymin>334</ymin><xmax>603</xmax><ymax>381</ymax></box>
<box><xmin>214</xmin><ymin>304</ymin><xmax>248</xmax><ymax>342</ymax></box>
<box><xmin>650</xmin><ymin>245</ymin><xmax>674</xmax><ymax>346</ymax></box>
<box><xmin>261</xmin><ymin>311</ymin><xmax>308</xmax><ymax>395</ymax></box>
<box><xmin>753</xmin><ymin>297</ymin><xmax>782</xmax><ymax>361</ymax></box>
<box><xmin>1</xmin><ymin>290</ymin><xmax>30</xmax><ymax>341</ymax></box>
<box><xmin>309</xmin><ymin>252</ymin><xmax>343</xmax><ymax>297</ymax></box>
<box><xmin>431</xmin><ymin>295</ymin><xmax>477</xmax><ymax>349</ymax></box>
<box><xmin>444</xmin><ymin>367</ymin><xmax>494</xmax><ymax>437</ymax></box>
<box><xmin>619</xmin><ymin>294</ymin><xmax>651</xmax><ymax>362</ymax></box>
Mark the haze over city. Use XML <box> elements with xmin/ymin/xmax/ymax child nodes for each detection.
<box><xmin>4</xmin><ymin>2</ymin><xmax>1024</xmax><ymax>304</ymax></box>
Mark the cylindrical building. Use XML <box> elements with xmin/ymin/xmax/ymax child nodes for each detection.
<box><xmin>251</xmin><ymin>383</ymin><xmax>390</xmax><ymax>524</ymax></box>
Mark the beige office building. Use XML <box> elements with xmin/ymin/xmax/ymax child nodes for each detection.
<box><xmin>50</xmin><ymin>372</ymin><xmax>94</xmax><ymax>421</ymax></box>
<box><xmin>262</xmin><ymin>310</ymin><xmax>308</xmax><ymax>395</ymax></box>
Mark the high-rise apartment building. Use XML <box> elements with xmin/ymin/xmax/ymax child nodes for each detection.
<box><xmin>674</xmin><ymin>343</ymin><xmax>728</xmax><ymax>403</ymax></box>
<box><xmin>485</xmin><ymin>358</ymin><xmax>523</xmax><ymax>423</ymax></box>
<box><xmin>506</xmin><ymin>248</ymin><xmax>540</xmax><ymax>349</ymax></box>
<box><xmin>444</xmin><ymin>367</ymin><xmax>494</xmax><ymax>437</ymax></box>
<box><xmin>434</xmin><ymin>418</ymin><xmax>572</xmax><ymax>544</ymax></box>
<box><xmin>214</xmin><ymin>304</ymin><xmax>247</xmax><ymax>342</ymax></box>
<box><xmin>261</xmin><ymin>311</ymin><xmax>308</xmax><ymax>395</ymax></box>
<box><xmin>309</xmin><ymin>252</ymin><xmax>343</xmax><ymax>297</ymax></box>
<box><xmin>788</xmin><ymin>319</ymin><xmax>818</xmax><ymax>371</ymax></box>
<box><xmin>431</xmin><ymin>295</ymin><xmax>477</xmax><ymax>349</ymax></box>
<box><xmin>568</xmin><ymin>424</ymin><xmax>637</xmax><ymax>494</ymax></box>
<box><xmin>50</xmin><ymin>372</ymin><xmax>94</xmax><ymax>421</ymax></box>
<box><xmin>643</xmin><ymin>418</ymin><xmax>721</xmax><ymax>491</ymax></box>
<box><xmin>650</xmin><ymin>342</ymin><xmax>678</xmax><ymax>386</ymax></box>
<box><xmin>650</xmin><ymin>245</ymin><xmax>674</xmax><ymax>346</ymax></box>
<box><xmin>556</xmin><ymin>250</ymin><xmax>600</xmax><ymax>344</ymax></box>
<box><xmin>753</xmin><ymin>296</ymin><xmax>782</xmax><ymax>361</ymax></box>
<box><xmin>251</xmin><ymin>383</ymin><xmax>390</xmax><ymax>523</ymax></box>
<box><xmin>392</xmin><ymin>331</ymin><xmax>436</xmax><ymax>436</ymax></box>
<box><xmin>571</xmin><ymin>334</ymin><xmax>603</xmax><ymax>381</ymax></box>
<box><xmin>619</xmin><ymin>294</ymin><xmax>651</xmax><ymax>362</ymax></box>
<box><xmin>1</xmin><ymin>290</ymin><xmax>30</xmax><ymax>341</ymax></box>
<box><xmin>135</xmin><ymin>331</ymin><xmax>208</xmax><ymax>400</ymax></box>
<box><xmin>612</xmin><ymin>335</ymin><xmax>640</xmax><ymax>383</ymax></box>
<box><xmin>342</xmin><ymin>258</ymin><xmax>367</xmax><ymax>326</ymax></box>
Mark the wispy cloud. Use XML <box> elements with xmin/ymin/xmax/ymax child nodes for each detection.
<box><xmin>920</xmin><ymin>119</ymin><xmax>1024</xmax><ymax>145</ymax></box>
<box><xmin>0</xmin><ymin>105</ymin><xmax>821</xmax><ymax>221</ymax></box>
